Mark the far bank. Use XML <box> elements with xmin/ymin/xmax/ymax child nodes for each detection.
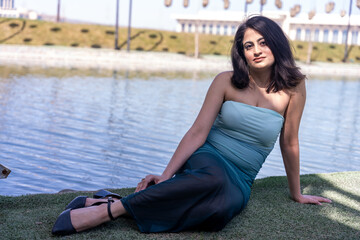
<box><xmin>0</xmin><ymin>45</ymin><xmax>360</xmax><ymax>78</ymax></box>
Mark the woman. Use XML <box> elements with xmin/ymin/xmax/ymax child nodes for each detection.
<box><xmin>52</xmin><ymin>16</ymin><xmax>331</xmax><ymax>235</ymax></box>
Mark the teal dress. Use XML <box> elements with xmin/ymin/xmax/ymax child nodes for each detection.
<box><xmin>121</xmin><ymin>101</ymin><xmax>284</xmax><ymax>232</ymax></box>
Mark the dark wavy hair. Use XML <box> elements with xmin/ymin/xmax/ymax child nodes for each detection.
<box><xmin>231</xmin><ymin>15</ymin><xmax>305</xmax><ymax>93</ymax></box>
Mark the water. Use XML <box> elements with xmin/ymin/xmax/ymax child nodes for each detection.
<box><xmin>0</xmin><ymin>65</ymin><xmax>359</xmax><ymax>196</ymax></box>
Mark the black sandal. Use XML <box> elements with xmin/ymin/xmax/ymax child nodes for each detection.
<box><xmin>53</xmin><ymin>197</ymin><xmax>116</xmax><ymax>235</ymax></box>
<box><xmin>107</xmin><ymin>197</ymin><xmax>116</xmax><ymax>221</ymax></box>
<box><xmin>52</xmin><ymin>209</ymin><xmax>76</xmax><ymax>235</ymax></box>
<box><xmin>94</xmin><ymin>189</ymin><xmax>122</xmax><ymax>200</ymax></box>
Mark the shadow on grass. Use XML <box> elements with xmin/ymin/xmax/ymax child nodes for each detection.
<box><xmin>0</xmin><ymin>172</ymin><xmax>359</xmax><ymax>239</ymax></box>
<box><xmin>238</xmin><ymin>172</ymin><xmax>360</xmax><ymax>239</ymax></box>
<box><xmin>118</xmin><ymin>30</ymin><xmax>146</xmax><ymax>50</ymax></box>
<box><xmin>147</xmin><ymin>32</ymin><xmax>163</xmax><ymax>51</ymax></box>
<box><xmin>0</xmin><ymin>19</ymin><xmax>26</xmax><ymax>44</ymax></box>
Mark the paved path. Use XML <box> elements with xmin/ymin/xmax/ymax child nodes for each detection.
<box><xmin>0</xmin><ymin>45</ymin><xmax>359</xmax><ymax>77</ymax></box>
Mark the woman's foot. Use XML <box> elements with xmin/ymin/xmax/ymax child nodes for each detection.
<box><xmin>85</xmin><ymin>198</ymin><xmax>108</xmax><ymax>207</ymax></box>
<box><xmin>65</xmin><ymin>195</ymin><xmax>121</xmax><ymax>210</ymax></box>
<box><xmin>53</xmin><ymin>199</ymin><xmax>126</xmax><ymax>235</ymax></box>
<box><xmin>71</xmin><ymin>199</ymin><xmax>125</xmax><ymax>232</ymax></box>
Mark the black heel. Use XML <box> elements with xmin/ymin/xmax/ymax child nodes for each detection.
<box><xmin>65</xmin><ymin>196</ymin><xmax>87</xmax><ymax>210</ymax></box>
<box><xmin>94</xmin><ymin>189</ymin><xmax>122</xmax><ymax>199</ymax></box>
<box><xmin>65</xmin><ymin>191</ymin><xmax>118</xmax><ymax>210</ymax></box>
<box><xmin>107</xmin><ymin>197</ymin><xmax>116</xmax><ymax>221</ymax></box>
<box><xmin>52</xmin><ymin>209</ymin><xmax>76</xmax><ymax>235</ymax></box>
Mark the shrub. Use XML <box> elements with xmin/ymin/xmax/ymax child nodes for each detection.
<box><xmin>91</xmin><ymin>44</ymin><xmax>101</xmax><ymax>48</ymax></box>
<box><xmin>177</xmin><ymin>51</ymin><xmax>186</xmax><ymax>54</ymax></box>
<box><xmin>170</xmin><ymin>35</ymin><xmax>177</xmax><ymax>39</ymax></box>
<box><xmin>313</xmin><ymin>46</ymin><xmax>318</xmax><ymax>50</ymax></box>
<box><xmin>327</xmin><ymin>57</ymin><xmax>333</xmax><ymax>62</ymax></box>
<box><xmin>106</xmin><ymin>30</ymin><xmax>115</xmax><ymax>35</ymax></box>
<box><xmin>136</xmin><ymin>47</ymin><xmax>144</xmax><ymax>51</ymax></box>
<box><xmin>81</xmin><ymin>29</ymin><xmax>89</xmax><ymax>33</ymax></box>
<box><xmin>23</xmin><ymin>38</ymin><xmax>32</xmax><ymax>42</ymax></box>
<box><xmin>329</xmin><ymin>45</ymin><xmax>336</xmax><ymax>49</ymax></box>
<box><xmin>297</xmin><ymin>44</ymin><xmax>303</xmax><ymax>49</ymax></box>
<box><xmin>149</xmin><ymin>34</ymin><xmax>157</xmax><ymax>39</ymax></box>
<box><xmin>356</xmin><ymin>56</ymin><xmax>360</xmax><ymax>61</ymax></box>
<box><xmin>50</xmin><ymin>27</ymin><xmax>61</xmax><ymax>32</ymax></box>
<box><xmin>162</xmin><ymin>48</ymin><xmax>169</xmax><ymax>52</ymax></box>
<box><xmin>210</xmin><ymin>40</ymin><xmax>217</xmax><ymax>45</ymax></box>
<box><xmin>71</xmin><ymin>43</ymin><xmax>79</xmax><ymax>47</ymax></box>
<box><xmin>213</xmin><ymin>52</ymin><xmax>221</xmax><ymax>55</ymax></box>
<box><xmin>44</xmin><ymin>42</ymin><xmax>54</xmax><ymax>46</ymax></box>
<box><xmin>29</xmin><ymin>24</ymin><xmax>37</xmax><ymax>28</ymax></box>
<box><xmin>9</xmin><ymin>23</ymin><xmax>19</xmax><ymax>28</ymax></box>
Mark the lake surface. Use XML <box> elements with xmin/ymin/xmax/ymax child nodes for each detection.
<box><xmin>0</xmin><ymin>65</ymin><xmax>359</xmax><ymax>196</ymax></box>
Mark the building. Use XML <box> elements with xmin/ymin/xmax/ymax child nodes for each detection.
<box><xmin>0</xmin><ymin>0</ymin><xmax>39</xmax><ymax>21</ymax></box>
<box><xmin>0</xmin><ymin>0</ymin><xmax>14</xmax><ymax>9</ymax></box>
<box><xmin>174</xmin><ymin>11</ymin><xmax>360</xmax><ymax>46</ymax></box>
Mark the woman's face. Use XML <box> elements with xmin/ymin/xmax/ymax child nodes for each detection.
<box><xmin>242</xmin><ymin>28</ymin><xmax>275</xmax><ymax>72</ymax></box>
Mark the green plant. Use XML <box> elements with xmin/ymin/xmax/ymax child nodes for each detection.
<box><xmin>71</xmin><ymin>43</ymin><xmax>79</xmax><ymax>47</ymax></box>
<box><xmin>162</xmin><ymin>47</ymin><xmax>169</xmax><ymax>52</ymax></box>
<box><xmin>170</xmin><ymin>35</ymin><xmax>177</xmax><ymax>39</ymax></box>
<box><xmin>297</xmin><ymin>44</ymin><xmax>303</xmax><ymax>49</ymax></box>
<box><xmin>91</xmin><ymin>44</ymin><xmax>101</xmax><ymax>48</ymax></box>
<box><xmin>210</xmin><ymin>40</ymin><xmax>217</xmax><ymax>45</ymax></box>
<box><xmin>29</xmin><ymin>24</ymin><xmax>37</xmax><ymax>28</ymax></box>
<box><xmin>149</xmin><ymin>34</ymin><xmax>157</xmax><ymax>39</ymax></box>
<box><xmin>81</xmin><ymin>29</ymin><xmax>89</xmax><ymax>33</ymax></box>
<box><xmin>23</xmin><ymin>38</ymin><xmax>32</xmax><ymax>42</ymax></box>
<box><xmin>136</xmin><ymin>46</ymin><xmax>144</xmax><ymax>51</ymax></box>
<box><xmin>50</xmin><ymin>27</ymin><xmax>61</xmax><ymax>32</ymax></box>
<box><xmin>43</xmin><ymin>42</ymin><xmax>54</xmax><ymax>46</ymax></box>
<box><xmin>9</xmin><ymin>22</ymin><xmax>19</xmax><ymax>28</ymax></box>
<box><xmin>105</xmin><ymin>30</ymin><xmax>114</xmax><ymax>35</ymax></box>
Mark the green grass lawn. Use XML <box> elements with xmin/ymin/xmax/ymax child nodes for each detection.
<box><xmin>1</xmin><ymin>171</ymin><xmax>359</xmax><ymax>239</ymax></box>
<box><xmin>1</xmin><ymin>17</ymin><xmax>360</xmax><ymax>63</ymax></box>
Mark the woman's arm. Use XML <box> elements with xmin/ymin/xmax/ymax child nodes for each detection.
<box><xmin>135</xmin><ymin>72</ymin><xmax>231</xmax><ymax>192</ymax></box>
<box><xmin>280</xmin><ymin>80</ymin><xmax>331</xmax><ymax>204</ymax></box>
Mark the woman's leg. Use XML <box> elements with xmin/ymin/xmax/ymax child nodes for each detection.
<box><xmin>121</xmin><ymin>152</ymin><xmax>245</xmax><ymax>232</ymax></box>
<box><xmin>54</xmin><ymin>152</ymin><xmax>245</xmax><ymax>234</ymax></box>
<box><xmin>69</xmin><ymin>199</ymin><xmax>127</xmax><ymax>232</ymax></box>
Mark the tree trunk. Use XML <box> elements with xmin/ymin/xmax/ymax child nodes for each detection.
<box><xmin>306</xmin><ymin>40</ymin><xmax>313</xmax><ymax>64</ymax></box>
<box><xmin>194</xmin><ymin>23</ymin><xmax>199</xmax><ymax>58</ymax></box>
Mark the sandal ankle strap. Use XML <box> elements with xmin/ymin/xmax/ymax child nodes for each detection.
<box><xmin>107</xmin><ymin>197</ymin><xmax>116</xmax><ymax>221</ymax></box>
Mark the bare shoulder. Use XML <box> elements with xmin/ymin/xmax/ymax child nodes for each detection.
<box><xmin>214</xmin><ymin>71</ymin><xmax>233</xmax><ymax>81</ymax></box>
<box><xmin>212</xmin><ymin>71</ymin><xmax>233</xmax><ymax>88</ymax></box>
<box><xmin>289</xmin><ymin>79</ymin><xmax>306</xmax><ymax>98</ymax></box>
<box><xmin>283</xmin><ymin>79</ymin><xmax>306</xmax><ymax>120</ymax></box>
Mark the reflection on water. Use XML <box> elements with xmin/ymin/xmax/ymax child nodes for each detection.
<box><xmin>0</xmin><ymin>65</ymin><xmax>359</xmax><ymax>196</ymax></box>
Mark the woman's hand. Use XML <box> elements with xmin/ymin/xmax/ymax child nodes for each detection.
<box><xmin>293</xmin><ymin>194</ymin><xmax>332</xmax><ymax>205</ymax></box>
<box><xmin>135</xmin><ymin>174</ymin><xmax>169</xmax><ymax>193</ymax></box>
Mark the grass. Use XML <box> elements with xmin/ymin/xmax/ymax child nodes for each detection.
<box><xmin>1</xmin><ymin>17</ymin><xmax>360</xmax><ymax>63</ymax></box>
<box><xmin>1</xmin><ymin>171</ymin><xmax>359</xmax><ymax>239</ymax></box>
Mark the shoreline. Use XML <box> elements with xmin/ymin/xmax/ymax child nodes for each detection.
<box><xmin>1</xmin><ymin>44</ymin><xmax>360</xmax><ymax>77</ymax></box>
<box><xmin>1</xmin><ymin>170</ymin><xmax>358</xmax><ymax>197</ymax></box>
<box><xmin>1</xmin><ymin>171</ymin><xmax>359</xmax><ymax>239</ymax></box>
